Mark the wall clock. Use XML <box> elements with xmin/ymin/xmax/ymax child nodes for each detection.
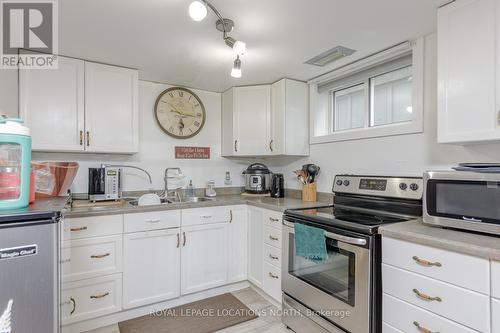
<box><xmin>154</xmin><ymin>87</ymin><xmax>206</xmax><ymax>139</ymax></box>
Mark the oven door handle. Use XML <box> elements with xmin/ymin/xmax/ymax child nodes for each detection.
<box><xmin>324</xmin><ymin>231</ymin><xmax>367</xmax><ymax>246</ymax></box>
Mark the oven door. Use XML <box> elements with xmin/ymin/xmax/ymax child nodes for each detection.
<box><xmin>282</xmin><ymin>219</ymin><xmax>371</xmax><ymax>333</ymax></box>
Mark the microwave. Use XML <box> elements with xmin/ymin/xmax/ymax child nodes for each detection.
<box><xmin>88</xmin><ymin>167</ymin><xmax>122</xmax><ymax>202</ymax></box>
<box><xmin>423</xmin><ymin>171</ymin><xmax>500</xmax><ymax>235</ymax></box>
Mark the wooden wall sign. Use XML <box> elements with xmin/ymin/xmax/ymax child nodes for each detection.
<box><xmin>175</xmin><ymin>146</ymin><xmax>210</xmax><ymax>159</ymax></box>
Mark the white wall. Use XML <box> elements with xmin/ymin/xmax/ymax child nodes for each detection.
<box><xmin>284</xmin><ymin>33</ymin><xmax>500</xmax><ymax>193</ymax></box>
<box><xmin>32</xmin><ymin>80</ymin><xmax>257</xmax><ymax>193</ymax></box>
<box><xmin>0</xmin><ymin>69</ymin><xmax>18</xmax><ymax>117</ymax></box>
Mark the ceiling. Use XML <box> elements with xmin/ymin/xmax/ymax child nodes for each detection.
<box><xmin>59</xmin><ymin>0</ymin><xmax>447</xmax><ymax>92</ymax></box>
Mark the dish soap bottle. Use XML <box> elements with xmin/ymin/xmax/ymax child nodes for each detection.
<box><xmin>186</xmin><ymin>180</ymin><xmax>194</xmax><ymax>197</ymax></box>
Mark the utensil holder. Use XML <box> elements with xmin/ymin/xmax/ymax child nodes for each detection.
<box><xmin>302</xmin><ymin>183</ymin><xmax>317</xmax><ymax>202</ymax></box>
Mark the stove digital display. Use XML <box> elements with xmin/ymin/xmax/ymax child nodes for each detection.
<box><xmin>359</xmin><ymin>179</ymin><xmax>387</xmax><ymax>191</ymax></box>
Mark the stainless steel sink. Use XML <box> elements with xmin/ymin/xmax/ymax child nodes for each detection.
<box><xmin>128</xmin><ymin>196</ymin><xmax>214</xmax><ymax>206</ymax></box>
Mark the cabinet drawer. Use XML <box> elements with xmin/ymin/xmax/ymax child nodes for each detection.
<box><xmin>263</xmin><ymin>262</ymin><xmax>281</xmax><ymax>302</ymax></box>
<box><xmin>264</xmin><ymin>226</ymin><xmax>281</xmax><ymax>249</ymax></box>
<box><xmin>382</xmin><ymin>264</ymin><xmax>489</xmax><ymax>332</ymax></box>
<box><xmin>61</xmin><ymin>235</ymin><xmax>122</xmax><ymax>282</ymax></box>
<box><xmin>182</xmin><ymin>206</ymin><xmax>232</xmax><ymax>226</ymax></box>
<box><xmin>382</xmin><ymin>322</ymin><xmax>403</xmax><ymax>333</ymax></box>
<box><xmin>124</xmin><ymin>210</ymin><xmax>180</xmax><ymax>233</ymax></box>
<box><xmin>264</xmin><ymin>243</ymin><xmax>281</xmax><ymax>267</ymax></box>
<box><xmin>492</xmin><ymin>261</ymin><xmax>500</xmax><ymax>299</ymax></box>
<box><xmin>382</xmin><ymin>237</ymin><xmax>489</xmax><ymax>294</ymax></box>
<box><xmin>383</xmin><ymin>293</ymin><xmax>478</xmax><ymax>333</ymax></box>
<box><xmin>264</xmin><ymin>210</ymin><xmax>283</xmax><ymax>229</ymax></box>
<box><xmin>493</xmin><ymin>298</ymin><xmax>500</xmax><ymax>333</ymax></box>
<box><xmin>62</xmin><ymin>215</ymin><xmax>123</xmax><ymax>240</ymax></box>
<box><xmin>61</xmin><ymin>273</ymin><xmax>122</xmax><ymax>325</ymax></box>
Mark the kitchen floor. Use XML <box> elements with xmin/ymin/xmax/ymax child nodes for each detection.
<box><xmin>85</xmin><ymin>287</ymin><xmax>289</xmax><ymax>333</ymax></box>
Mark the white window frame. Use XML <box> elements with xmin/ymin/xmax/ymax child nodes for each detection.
<box><xmin>309</xmin><ymin>38</ymin><xmax>424</xmax><ymax>144</ymax></box>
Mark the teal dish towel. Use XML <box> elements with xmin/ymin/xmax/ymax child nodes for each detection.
<box><xmin>294</xmin><ymin>223</ymin><xmax>328</xmax><ymax>263</ymax></box>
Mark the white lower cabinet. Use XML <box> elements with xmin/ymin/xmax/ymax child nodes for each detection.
<box><xmin>382</xmin><ymin>322</ymin><xmax>403</xmax><ymax>333</ymax></box>
<box><xmin>263</xmin><ymin>262</ymin><xmax>281</xmax><ymax>301</ymax></box>
<box><xmin>493</xmin><ymin>298</ymin><xmax>500</xmax><ymax>333</ymax></box>
<box><xmin>123</xmin><ymin>228</ymin><xmax>181</xmax><ymax>309</ymax></box>
<box><xmin>248</xmin><ymin>207</ymin><xmax>264</xmax><ymax>287</ymax></box>
<box><xmin>227</xmin><ymin>206</ymin><xmax>248</xmax><ymax>283</ymax></box>
<box><xmin>383</xmin><ymin>293</ymin><xmax>478</xmax><ymax>333</ymax></box>
<box><xmin>181</xmin><ymin>223</ymin><xmax>228</xmax><ymax>295</ymax></box>
<box><xmin>61</xmin><ymin>273</ymin><xmax>122</xmax><ymax>325</ymax></box>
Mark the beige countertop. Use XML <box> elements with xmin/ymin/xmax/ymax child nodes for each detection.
<box><xmin>63</xmin><ymin>194</ymin><xmax>331</xmax><ymax>218</ymax></box>
<box><xmin>379</xmin><ymin>219</ymin><xmax>500</xmax><ymax>261</ymax></box>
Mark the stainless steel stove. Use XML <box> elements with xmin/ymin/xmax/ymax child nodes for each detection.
<box><xmin>282</xmin><ymin>175</ymin><xmax>423</xmax><ymax>333</ymax></box>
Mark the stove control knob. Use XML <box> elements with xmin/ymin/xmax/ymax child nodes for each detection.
<box><xmin>343</xmin><ymin>180</ymin><xmax>350</xmax><ymax>186</ymax></box>
<box><xmin>336</xmin><ymin>179</ymin><xmax>343</xmax><ymax>186</ymax></box>
<box><xmin>399</xmin><ymin>183</ymin><xmax>408</xmax><ymax>190</ymax></box>
<box><xmin>410</xmin><ymin>183</ymin><xmax>419</xmax><ymax>191</ymax></box>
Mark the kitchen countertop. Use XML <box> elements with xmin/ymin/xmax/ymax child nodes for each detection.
<box><xmin>64</xmin><ymin>194</ymin><xmax>331</xmax><ymax>218</ymax></box>
<box><xmin>379</xmin><ymin>219</ymin><xmax>500</xmax><ymax>261</ymax></box>
<box><xmin>0</xmin><ymin>196</ymin><xmax>69</xmax><ymax>223</ymax></box>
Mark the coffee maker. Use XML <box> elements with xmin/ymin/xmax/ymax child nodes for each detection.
<box><xmin>270</xmin><ymin>173</ymin><xmax>284</xmax><ymax>198</ymax></box>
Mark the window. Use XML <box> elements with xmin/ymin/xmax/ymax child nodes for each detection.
<box><xmin>310</xmin><ymin>40</ymin><xmax>424</xmax><ymax>144</ymax></box>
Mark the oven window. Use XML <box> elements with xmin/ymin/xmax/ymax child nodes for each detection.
<box><xmin>288</xmin><ymin>233</ymin><xmax>356</xmax><ymax>306</ymax></box>
<box><xmin>427</xmin><ymin>180</ymin><xmax>500</xmax><ymax>223</ymax></box>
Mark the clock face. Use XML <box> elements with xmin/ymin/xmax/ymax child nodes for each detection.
<box><xmin>154</xmin><ymin>87</ymin><xmax>206</xmax><ymax>139</ymax></box>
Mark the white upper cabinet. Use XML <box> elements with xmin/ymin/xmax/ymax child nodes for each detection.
<box><xmin>20</xmin><ymin>56</ymin><xmax>139</xmax><ymax>153</ymax></box>
<box><xmin>20</xmin><ymin>56</ymin><xmax>85</xmax><ymax>152</ymax></box>
<box><xmin>271</xmin><ymin>79</ymin><xmax>309</xmax><ymax>155</ymax></box>
<box><xmin>84</xmin><ymin>62</ymin><xmax>139</xmax><ymax>153</ymax></box>
<box><xmin>222</xmin><ymin>79</ymin><xmax>309</xmax><ymax>156</ymax></box>
<box><xmin>438</xmin><ymin>0</ymin><xmax>500</xmax><ymax>143</ymax></box>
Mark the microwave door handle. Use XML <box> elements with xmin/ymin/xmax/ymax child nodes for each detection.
<box><xmin>324</xmin><ymin>231</ymin><xmax>367</xmax><ymax>246</ymax></box>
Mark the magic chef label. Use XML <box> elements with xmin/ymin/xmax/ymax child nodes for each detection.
<box><xmin>0</xmin><ymin>244</ymin><xmax>38</xmax><ymax>260</ymax></box>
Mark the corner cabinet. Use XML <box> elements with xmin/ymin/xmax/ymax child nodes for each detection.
<box><xmin>222</xmin><ymin>78</ymin><xmax>309</xmax><ymax>156</ymax></box>
<box><xmin>437</xmin><ymin>0</ymin><xmax>500</xmax><ymax>144</ymax></box>
<box><xmin>20</xmin><ymin>55</ymin><xmax>139</xmax><ymax>153</ymax></box>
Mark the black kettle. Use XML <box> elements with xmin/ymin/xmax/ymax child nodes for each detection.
<box><xmin>270</xmin><ymin>173</ymin><xmax>284</xmax><ymax>198</ymax></box>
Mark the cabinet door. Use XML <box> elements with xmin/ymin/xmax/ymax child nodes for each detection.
<box><xmin>247</xmin><ymin>207</ymin><xmax>264</xmax><ymax>287</ymax></box>
<box><xmin>233</xmin><ymin>85</ymin><xmax>271</xmax><ymax>155</ymax></box>
<box><xmin>438</xmin><ymin>0</ymin><xmax>499</xmax><ymax>143</ymax></box>
<box><xmin>181</xmin><ymin>223</ymin><xmax>228</xmax><ymax>295</ymax></box>
<box><xmin>221</xmin><ymin>88</ymin><xmax>235</xmax><ymax>156</ymax></box>
<box><xmin>227</xmin><ymin>207</ymin><xmax>248</xmax><ymax>283</ymax></box>
<box><xmin>493</xmin><ymin>298</ymin><xmax>500</xmax><ymax>333</ymax></box>
<box><xmin>84</xmin><ymin>62</ymin><xmax>139</xmax><ymax>153</ymax></box>
<box><xmin>123</xmin><ymin>228</ymin><xmax>180</xmax><ymax>309</ymax></box>
<box><xmin>20</xmin><ymin>56</ymin><xmax>85</xmax><ymax>151</ymax></box>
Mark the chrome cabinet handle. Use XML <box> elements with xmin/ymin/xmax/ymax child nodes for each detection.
<box><xmin>90</xmin><ymin>292</ymin><xmax>109</xmax><ymax>299</ymax></box>
<box><xmin>269</xmin><ymin>235</ymin><xmax>279</xmax><ymax>241</ymax></box>
<box><xmin>90</xmin><ymin>253</ymin><xmax>110</xmax><ymax>259</ymax></box>
<box><xmin>269</xmin><ymin>217</ymin><xmax>280</xmax><ymax>222</ymax></box>
<box><xmin>60</xmin><ymin>258</ymin><xmax>71</xmax><ymax>264</ymax></box>
<box><xmin>146</xmin><ymin>218</ymin><xmax>161</xmax><ymax>223</ymax></box>
<box><xmin>86</xmin><ymin>131</ymin><xmax>90</xmax><ymax>146</ymax></box>
<box><xmin>229</xmin><ymin>210</ymin><xmax>233</xmax><ymax>223</ymax></box>
<box><xmin>324</xmin><ymin>231</ymin><xmax>366</xmax><ymax>246</ymax></box>
<box><xmin>412</xmin><ymin>256</ymin><xmax>442</xmax><ymax>267</ymax></box>
<box><xmin>234</xmin><ymin>140</ymin><xmax>238</xmax><ymax>152</ymax></box>
<box><xmin>183</xmin><ymin>232</ymin><xmax>186</xmax><ymax>246</ymax></box>
<box><xmin>70</xmin><ymin>226</ymin><xmax>87</xmax><ymax>232</ymax></box>
<box><xmin>269</xmin><ymin>140</ymin><xmax>273</xmax><ymax>152</ymax></box>
<box><xmin>200</xmin><ymin>215</ymin><xmax>212</xmax><ymax>219</ymax></box>
<box><xmin>413</xmin><ymin>321</ymin><xmax>438</xmax><ymax>333</ymax></box>
<box><xmin>79</xmin><ymin>130</ymin><xmax>83</xmax><ymax>145</ymax></box>
<box><xmin>462</xmin><ymin>216</ymin><xmax>482</xmax><ymax>222</ymax></box>
<box><xmin>269</xmin><ymin>254</ymin><xmax>279</xmax><ymax>260</ymax></box>
<box><xmin>177</xmin><ymin>233</ymin><xmax>180</xmax><ymax>248</ymax></box>
<box><xmin>269</xmin><ymin>272</ymin><xmax>279</xmax><ymax>279</ymax></box>
<box><xmin>412</xmin><ymin>289</ymin><xmax>442</xmax><ymax>302</ymax></box>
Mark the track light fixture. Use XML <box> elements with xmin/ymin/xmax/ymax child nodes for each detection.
<box><xmin>188</xmin><ymin>0</ymin><xmax>246</xmax><ymax>77</ymax></box>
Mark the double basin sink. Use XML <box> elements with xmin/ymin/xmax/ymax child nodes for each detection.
<box><xmin>128</xmin><ymin>196</ymin><xmax>214</xmax><ymax>206</ymax></box>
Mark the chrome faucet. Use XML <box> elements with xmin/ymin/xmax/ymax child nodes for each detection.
<box><xmin>163</xmin><ymin>167</ymin><xmax>182</xmax><ymax>201</ymax></box>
